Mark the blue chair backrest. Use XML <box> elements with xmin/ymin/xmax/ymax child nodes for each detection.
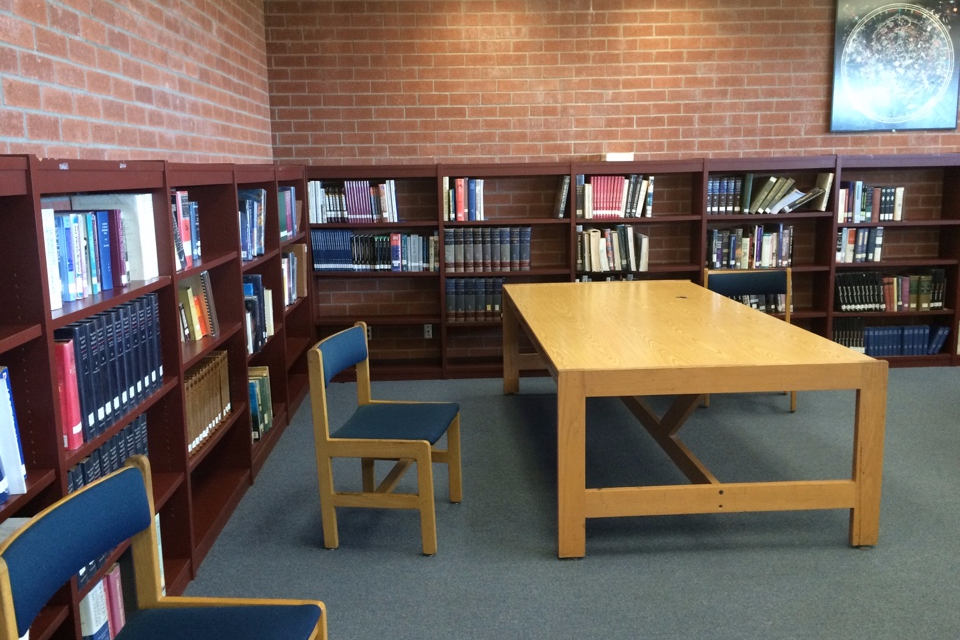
<box><xmin>707</xmin><ymin>269</ymin><xmax>788</xmax><ymax>298</ymax></box>
<box><xmin>1</xmin><ymin>466</ymin><xmax>152</xmax><ymax>638</ymax></box>
<box><xmin>318</xmin><ymin>326</ymin><xmax>368</xmax><ymax>387</ymax></box>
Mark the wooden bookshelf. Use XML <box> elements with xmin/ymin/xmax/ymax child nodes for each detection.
<box><xmin>0</xmin><ymin>157</ymin><xmax>314</xmax><ymax>640</ymax></box>
<box><xmin>308</xmin><ymin>155</ymin><xmax>960</xmax><ymax>378</ymax></box>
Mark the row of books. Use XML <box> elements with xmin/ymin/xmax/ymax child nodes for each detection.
<box><xmin>281</xmin><ymin>244</ymin><xmax>308</xmax><ymax>305</ymax></box>
<box><xmin>838</xmin><ymin>181</ymin><xmax>904</xmax><ymax>223</ymax></box>
<box><xmin>722</xmin><ymin>293</ymin><xmax>789</xmax><ymax>315</ymax></box>
<box><xmin>310</xmin><ymin>229</ymin><xmax>441</xmax><ymax>272</ymax></box>
<box><xmin>66</xmin><ymin>413</ymin><xmax>148</xmax><ymax>589</ymax></box>
<box><xmin>243</xmin><ymin>274</ymin><xmax>273</xmax><ymax>355</ymax></box>
<box><xmin>54</xmin><ymin>294</ymin><xmax>163</xmax><ymax>448</ymax></box>
<box><xmin>0</xmin><ymin>366</ymin><xmax>26</xmax><ymax>503</ymax></box>
<box><xmin>238</xmin><ymin>188</ymin><xmax>267</xmax><ymax>261</ymax></box>
<box><xmin>445</xmin><ymin>277</ymin><xmax>504</xmax><ymax>322</ymax></box>
<box><xmin>444</xmin><ymin>177</ymin><xmax>486</xmax><ymax>221</ymax></box>
<box><xmin>185</xmin><ymin>350</ymin><xmax>231</xmax><ymax>455</ymax></box>
<box><xmin>171</xmin><ymin>189</ymin><xmax>201</xmax><ymax>271</ymax></box>
<box><xmin>278</xmin><ymin>185</ymin><xmax>300</xmax><ymax>240</ymax></box>
<box><xmin>836</xmin><ymin>226</ymin><xmax>883</xmax><ymax>263</ymax></box>
<box><xmin>708</xmin><ymin>173</ymin><xmax>831</xmax><ymax>215</ymax></box>
<box><xmin>576</xmin><ymin>174</ymin><xmax>654</xmax><ymax>219</ymax></box>
<box><xmin>833</xmin><ymin>318</ymin><xmax>950</xmax><ymax>356</ymax></box>
<box><xmin>834</xmin><ymin>270</ymin><xmax>946</xmax><ymax>312</ymax></box>
<box><xmin>443</xmin><ymin>226</ymin><xmax>531</xmax><ymax>273</ymax></box>
<box><xmin>249</xmin><ymin>366</ymin><xmax>274</xmax><ymax>442</ymax></box>
<box><xmin>40</xmin><ymin>191</ymin><xmax>160</xmax><ymax>310</ymax></box>
<box><xmin>177</xmin><ymin>271</ymin><xmax>220</xmax><ymax>343</ymax></box>
<box><xmin>576</xmin><ymin>225</ymin><xmax>649</xmax><ymax>273</ymax></box>
<box><xmin>79</xmin><ymin>565</ymin><xmax>126</xmax><ymax>640</ymax></box>
<box><xmin>576</xmin><ymin>273</ymin><xmax>642</xmax><ymax>282</ymax></box>
<box><xmin>308</xmin><ymin>179</ymin><xmax>400</xmax><ymax>224</ymax></box>
<box><xmin>707</xmin><ymin>224</ymin><xmax>794</xmax><ymax>270</ymax></box>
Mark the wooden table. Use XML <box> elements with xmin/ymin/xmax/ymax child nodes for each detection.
<box><xmin>502</xmin><ymin>280</ymin><xmax>888</xmax><ymax>558</ymax></box>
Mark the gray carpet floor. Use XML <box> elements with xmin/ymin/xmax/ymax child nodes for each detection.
<box><xmin>185</xmin><ymin>367</ymin><xmax>960</xmax><ymax>639</ymax></box>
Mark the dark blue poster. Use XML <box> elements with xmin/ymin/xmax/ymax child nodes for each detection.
<box><xmin>831</xmin><ymin>1</ymin><xmax>960</xmax><ymax>132</ymax></box>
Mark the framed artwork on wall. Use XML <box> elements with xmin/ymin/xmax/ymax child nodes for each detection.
<box><xmin>831</xmin><ymin>1</ymin><xmax>960</xmax><ymax>132</ymax></box>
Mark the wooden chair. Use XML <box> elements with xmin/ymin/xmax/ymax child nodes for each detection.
<box><xmin>307</xmin><ymin>321</ymin><xmax>462</xmax><ymax>555</ymax></box>
<box><xmin>0</xmin><ymin>456</ymin><xmax>327</xmax><ymax>640</ymax></box>
<box><xmin>702</xmin><ymin>267</ymin><xmax>797</xmax><ymax>412</ymax></box>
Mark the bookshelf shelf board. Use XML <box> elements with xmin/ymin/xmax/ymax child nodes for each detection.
<box><xmin>445</xmin><ymin>218</ymin><xmax>570</xmax><ymax>226</ymax></box>
<box><xmin>282</xmin><ymin>295</ymin><xmax>308</xmax><ymax>317</ymax></box>
<box><xmin>181</xmin><ymin>325</ymin><xmax>241</xmax><ymax>370</ymax></box>
<box><xmin>50</xmin><ymin>277</ymin><xmax>171</xmax><ymax>327</ymax></box>
<box><xmin>313</xmin><ymin>270</ymin><xmax>441</xmax><ymax>279</ymax></box>
<box><xmin>0</xmin><ymin>324</ymin><xmax>42</xmax><ymax>353</ymax></box>
<box><xmin>241</xmin><ymin>248</ymin><xmax>281</xmax><ymax>273</ymax></box>
<box><xmin>317</xmin><ymin>314</ymin><xmax>441</xmax><ymax>327</ymax></box>
<box><xmin>30</xmin><ymin>602</ymin><xmax>70</xmax><ymax>640</ymax></box>
<box><xmin>176</xmin><ymin>250</ymin><xmax>237</xmax><ymax>277</ymax></box>
<box><xmin>579</xmin><ymin>214</ymin><xmax>702</xmax><ymax>225</ymax></box>
<box><xmin>164</xmin><ymin>557</ymin><xmax>193</xmax><ymax>597</ymax></box>
<box><xmin>189</xmin><ymin>466</ymin><xmax>250</xmax><ymax>563</ymax></box>
<box><xmin>311</xmin><ymin>220</ymin><xmax>438</xmax><ymax>230</ymax></box>
<box><xmin>285</xmin><ymin>337</ymin><xmax>313</xmax><ymax>365</ymax></box>
<box><xmin>834</xmin><ymin>258</ymin><xmax>958</xmax><ymax>269</ymax></box>
<box><xmin>445</xmin><ymin>320</ymin><xmax>502</xmax><ymax>328</ymax></box>
<box><xmin>706</xmin><ymin>211</ymin><xmax>834</xmax><ymax>222</ymax></box>
<box><xmin>834</xmin><ymin>309</ymin><xmax>955</xmax><ymax>318</ymax></box>
<box><xmin>152</xmin><ymin>470</ymin><xmax>185</xmax><ymax>511</ymax></box>
<box><xmin>166</xmin><ymin>162</ymin><xmax>236</xmax><ymax>186</ymax></box>
<box><xmin>186</xmin><ymin>409</ymin><xmax>244</xmax><ymax>473</ymax></box>
<box><xmin>706</xmin><ymin>155</ymin><xmax>838</xmax><ymax>172</ymax></box>
<box><xmin>0</xmin><ymin>468</ymin><xmax>57</xmax><ymax>520</ymax></box>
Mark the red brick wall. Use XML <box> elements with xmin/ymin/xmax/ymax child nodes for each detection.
<box><xmin>1</xmin><ymin>0</ymin><xmax>274</xmax><ymax>161</ymax></box>
<box><xmin>264</xmin><ymin>0</ymin><xmax>960</xmax><ymax>165</ymax></box>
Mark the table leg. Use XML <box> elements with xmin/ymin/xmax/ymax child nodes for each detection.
<box><xmin>850</xmin><ymin>362</ymin><xmax>888</xmax><ymax>546</ymax></box>
<box><xmin>502</xmin><ymin>296</ymin><xmax>520</xmax><ymax>394</ymax></box>
<box><xmin>557</xmin><ymin>372</ymin><xmax>586</xmax><ymax>558</ymax></box>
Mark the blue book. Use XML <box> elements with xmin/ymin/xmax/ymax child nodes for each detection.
<box><xmin>467</xmin><ymin>179</ymin><xmax>477</xmax><ymax>221</ymax></box>
<box><xmin>95</xmin><ymin>211</ymin><xmax>114</xmax><ymax>291</ymax></box>
<box><xmin>0</xmin><ymin>366</ymin><xmax>27</xmax><ymax>495</ymax></box>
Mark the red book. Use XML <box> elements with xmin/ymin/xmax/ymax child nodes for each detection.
<box><xmin>54</xmin><ymin>338</ymin><xmax>83</xmax><ymax>450</ymax></box>
<box><xmin>454</xmin><ymin>178</ymin><xmax>466</xmax><ymax>222</ymax></box>
<box><xmin>103</xmin><ymin>563</ymin><xmax>126</xmax><ymax>638</ymax></box>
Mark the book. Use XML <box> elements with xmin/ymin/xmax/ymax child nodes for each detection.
<box><xmin>54</xmin><ymin>339</ymin><xmax>84</xmax><ymax>450</ymax></box>
<box><xmin>198</xmin><ymin>270</ymin><xmax>220</xmax><ymax>337</ymax></box>
<box><xmin>70</xmin><ymin>193</ymin><xmax>158</xmax><ymax>282</ymax></box>
<box><xmin>0</xmin><ymin>367</ymin><xmax>27</xmax><ymax>496</ymax></box>
<box><xmin>747</xmin><ymin>176</ymin><xmax>777</xmax><ymax>213</ymax></box>
<box><xmin>103</xmin><ymin>563</ymin><xmax>126</xmax><ymax>638</ymax></box>
<box><xmin>554</xmin><ymin>175</ymin><xmax>571</xmax><ymax>218</ymax></box>
<box><xmin>79</xmin><ymin>579</ymin><xmax>111</xmax><ymax>640</ymax></box>
<box><xmin>40</xmin><ymin>207</ymin><xmax>64</xmax><ymax>310</ymax></box>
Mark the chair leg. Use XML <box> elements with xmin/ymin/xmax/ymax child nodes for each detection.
<box><xmin>416</xmin><ymin>444</ymin><xmax>438</xmax><ymax>556</ymax></box>
<box><xmin>447</xmin><ymin>415</ymin><xmax>463</xmax><ymax>504</ymax></box>
<box><xmin>361</xmin><ymin>458</ymin><xmax>375</xmax><ymax>492</ymax></box>
<box><xmin>317</xmin><ymin>457</ymin><xmax>340</xmax><ymax>549</ymax></box>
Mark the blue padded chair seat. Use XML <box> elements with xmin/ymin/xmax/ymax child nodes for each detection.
<box><xmin>118</xmin><ymin>604</ymin><xmax>322</xmax><ymax>640</ymax></box>
<box><xmin>332</xmin><ymin>402</ymin><xmax>459</xmax><ymax>444</ymax></box>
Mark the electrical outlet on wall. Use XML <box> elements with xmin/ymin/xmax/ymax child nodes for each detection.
<box><xmin>423</xmin><ymin>324</ymin><xmax>432</xmax><ymax>339</ymax></box>
<box><xmin>367</xmin><ymin>325</ymin><xmax>373</xmax><ymax>340</ymax></box>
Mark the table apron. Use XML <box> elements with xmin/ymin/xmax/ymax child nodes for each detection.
<box><xmin>584</xmin><ymin>480</ymin><xmax>858</xmax><ymax>518</ymax></box>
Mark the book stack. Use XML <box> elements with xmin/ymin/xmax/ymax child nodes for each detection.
<box><xmin>278</xmin><ymin>185</ymin><xmax>300</xmax><ymax>240</ymax></box>
<box><xmin>707</xmin><ymin>225</ymin><xmax>793</xmax><ymax>270</ymax></box>
<box><xmin>307</xmin><ymin>179</ymin><xmax>399</xmax><ymax>223</ymax></box>
<box><xmin>309</xmin><ymin>229</ymin><xmax>439</xmax><ymax>272</ymax></box>
<box><xmin>836</xmin><ymin>227</ymin><xmax>883</xmax><ymax>263</ymax></box>
<box><xmin>248</xmin><ymin>366</ymin><xmax>274</xmax><ymax>442</ymax></box>
<box><xmin>53</xmin><ymin>294</ymin><xmax>163</xmax><ymax>446</ymax></box>
<box><xmin>184</xmin><ymin>350</ymin><xmax>231</xmax><ymax>455</ymax></box>
<box><xmin>837</xmin><ymin>181</ymin><xmax>904</xmax><ymax>223</ymax></box>
<box><xmin>171</xmin><ymin>189</ymin><xmax>200</xmax><ymax>271</ymax></box>
<box><xmin>281</xmin><ymin>244</ymin><xmax>308</xmax><ymax>305</ymax></box>
<box><xmin>445</xmin><ymin>277</ymin><xmax>504</xmax><ymax>322</ymax></box>
<box><xmin>577</xmin><ymin>174</ymin><xmax>653</xmax><ymax>219</ymax></box>
<box><xmin>442</xmin><ymin>177</ymin><xmax>485</xmax><ymax>221</ymax></box>
<box><xmin>576</xmin><ymin>225</ymin><xmax>649</xmax><ymax>274</ymax></box>
<box><xmin>442</xmin><ymin>226</ymin><xmax>531</xmax><ymax>273</ymax></box>
<box><xmin>721</xmin><ymin>172</ymin><xmax>832</xmax><ymax>215</ymax></box>
<box><xmin>0</xmin><ymin>366</ymin><xmax>27</xmax><ymax>503</ymax></box>
<box><xmin>243</xmin><ymin>274</ymin><xmax>271</xmax><ymax>355</ymax></box>
<box><xmin>835</xmin><ymin>270</ymin><xmax>945</xmax><ymax>312</ymax></box>
<box><xmin>177</xmin><ymin>271</ymin><xmax>220</xmax><ymax>342</ymax></box>
<box><xmin>238</xmin><ymin>188</ymin><xmax>267</xmax><ymax>261</ymax></box>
